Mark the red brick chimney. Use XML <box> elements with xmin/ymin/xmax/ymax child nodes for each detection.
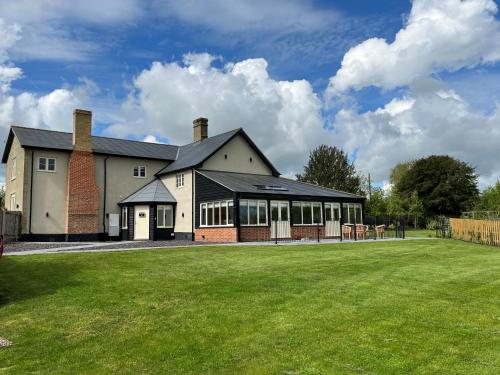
<box><xmin>65</xmin><ymin>109</ymin><xmax>100</xmax><ymax>236</ymax></box>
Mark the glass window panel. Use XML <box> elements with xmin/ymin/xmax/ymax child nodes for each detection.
<box><xmin>201</xmin><ymin>204</ymin><xmax>207</xmax><ymax>226</ymax></box>
<box><xmin>333</xmin><ymin>207</ymin><xmax>340</xmax><ymax>221</ymax></box>
<box><xmin>325</xmin><ymin>204</ymin><xmax>332</xmax><ymax>221</ymax></box>
<box><xmin>249</xmin><ymin>200</ymin><xmax>258</xmax><ymax>225</ymax></box>
<box><xmin>349</xmin><ymin>205</ymin><xmax>356</xmax><ymax>223</ymax></box>
<box><xmin>313</xmin><ymin>203</ymin><xmax>322</xmax><ymax>224</ymax></box>
<box><xmin>228</xmin><ymin>201</ymin><xmax>234</xmax><ymax>225</ymax></box>
<box><xmin>165</xmin><ymin>206</ymin><xmax>173</xmax><ymax>227</ymax></box>
<box><xmin>355</xmin><ymin>205</ymin><xmax>362</xmax><ymax>224</ymax></box>
<box><xmin>122</xmin><ymin>207</ymin><xmax>128</xmax><ymax>229</ymax></box>
<box><xmin>157</xmin><ymin>206</ymin><xmax>165</xmax><ymax>227</ymax></box>
<box><xmin>280</xmin><ymin>203</ymin><xmax>289</xmax><ymax>221</ymax></box>
<box><xmin>343</xmin><ymin>205</ymin><xmax>349</xmax><ymax>223</ymax></box>
<box><xmin>48</xmin><ymin>158</ymin><xmax>56</xmax><ymax>171</ymax></box>
<box><xmin>303</xmin><ymin>203</ymin><xmax>312</xmax><ymax>224</ymax></box>
<box><xmin>292</xmin><ymin>202</ymin><xmax>301</xmax><ymax>224</ymax></box>
<box><xmin>239</xmin><ymin>200</ymin><xmax>248</xmax><ymax>225</ymax></box>
<box><xmin>207</xmin><ymin>203</ymin><xmax>214</xmax><ymax>226</ymax></box>
<box><xmin>214</xmin><ymin>202</ymin><xmax>220</xmax><ymax>226</ymax></box>
<box><xmin>39</xmin><ymin>158</ymin><xmax>46</xmax><ymax>170</ymax></box>
<box><xmin>133</xmin><ymin>166</ymin><xmax>138</xmax><ymax>176</ymax></box>
<box><xmin>221</xmin><ymin>202</ymin><xmax>227</xmax><ymax>225</ymax></box>
<box><xmin>271</xmin><ymin>203</ymin><xmax>279</xmax><ymax>221</ymax></box>
<box><xmin>258</xmin><ymin>201</ymin><xmax>267</xmax><ymax>225</ymax></box>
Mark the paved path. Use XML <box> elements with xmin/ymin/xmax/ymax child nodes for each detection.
<box><xmin>3</xmin><ymin>237</ymin><xmax>435</xmax><ymax>256</ymax></box>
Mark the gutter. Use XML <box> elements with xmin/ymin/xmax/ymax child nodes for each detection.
<box><xmin>28</xmin><ymin>150</ymin><xmax>34</xmax><ymax>234</ymax></box>
<box><xmin>103</xmin><ymin>156</ymin><xmax>109</xmax><ymax>233</ymax></box>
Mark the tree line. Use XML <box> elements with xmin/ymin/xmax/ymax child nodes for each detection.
<box><xmin>297</xmin><ymin>145</ymin><xmax>499</xmax><ymax>225</ymax></box>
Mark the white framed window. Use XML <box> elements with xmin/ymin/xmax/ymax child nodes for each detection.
<box><xmin>10</xmin><ymin>193</ymin><xmax>16</xmax><ymax>211</ymax></box>
<box><xmin>11</xmin><ymin>157</ymin><xmax>16</xmax><ymax>180</ymax></box>
<box><xmin>157</xmin><ymin>205</ymin><xmax>174</xmax><ymax>228</ymax></box>
<box><xmin>342</xmin><ymin>203</ymin><xmax>363</xmax><ymax>224</ymax></box>
<box><xmin>292</xmin><ymin>202</ymin><xmax>322</xmax><ymax>225</ymax></box>
<box><xmin>121</xmin><ymin>206</ymin><xmax>128</xmax><ymax>229</ymax></box>
<box><xmin>133</xmin><ymin>166</ymin><xmax>146</xmax><ymax>178</ymax></box>
<box><xmin>200</xmin><ymin>200</ymin><xmax>234</xmax><ymax>227</ymax></box>
<box><xmin>38</xmin><ymin>157</ymin><xmax>56</xmax><ymax>172</ymax></box>
<box><xmin>176</xmin><ymin>173</ymin><xmax>185</xmax><ymax>188</ymax></box>
<box><xmin>239</xmin><ymin>199</ymin><xmax>268</xmax><ymax>226</ymax></box>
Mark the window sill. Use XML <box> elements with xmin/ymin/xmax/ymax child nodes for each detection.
<box><xmin>199</xmin><ymin>225</ymin><xmax>234</xmax><ymax>228</ymax></box>
<box><xmin>37</xmin><ymin>169</ymin><xmax>56</xmax><ymax>173</ymax></box>
<box><xmin>292</xmin><ymin>224</ymin><xmax>324</xmax><ymax>226</ymax></box>
<box><xmin>133</xmin><ymin>176</ymin><xmax>147</xmax><ymax>179</ymax></box>
<box><xmin>241</xmin><ymin>224</ymin><xmax>269</xmax><ymax>227</ymax></box>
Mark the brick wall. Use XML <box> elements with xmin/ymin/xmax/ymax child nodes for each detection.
<box><xmin>66</xmin><ymin>150</ymin><xmax>100</xmax><ymax>234</ymax></box>
<box><xmin>195</xmin><ymin>227</ymin><xmax>237</xmax><ymax>242</ymax></box>
<box><xmin>240</xmin><ymin>226</ymin><xmax>271</xmax><ymax>242</ymax></box>
<box><xmin>291</xmin><ymin>225</ymin><xmax>324</xmax><ymax>241</ymax></box>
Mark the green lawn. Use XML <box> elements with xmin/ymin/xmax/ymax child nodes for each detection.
<box><xmin>1</xmin><ymin>240</ymin><xmax>500</xmax><ymax>374</ymax></box>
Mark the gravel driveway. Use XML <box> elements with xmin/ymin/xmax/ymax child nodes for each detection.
<box><xmin>4</xmin><ymin>240</ymin><xmax>220</xmax><ymax>254</ymax></box>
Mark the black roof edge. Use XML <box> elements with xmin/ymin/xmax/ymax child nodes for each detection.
<box><xmin>155</xmin><ymin>128</ymin><xmax>280</xmax><ymax>177</ymax></box>
<box><xmin>237</xmin><ymin>128</ymin><xmax>280</xmax><ymax>177</ymax></box>
<box><xmin>1</xmin><ymin>128</ymin><xmax>15</xmax><ymax>163</ymax></box>
<box><xmin>196</xmin><ymin>169</ymin><xmax>366</xmax><ymax>200</ymax></box>
<box><xmin>195</xmin><ymin>170</ymin><xmax>236</xmax><ymax>192</ymax></box>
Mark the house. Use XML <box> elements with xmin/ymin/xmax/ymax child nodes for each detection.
<box><xmin>2</xmin><ymin>109</ymin><xmax>365</xmax><ymax>242</ymax></box>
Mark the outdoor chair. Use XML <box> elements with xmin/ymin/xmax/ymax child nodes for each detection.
<box><xmin>356</xmin><ymin>224</ymin><xmax>368</xmax><ymax>240</ymax></box>
<box><xmin>342</xmin><ymin>225</ymin><xmax>352</xmax><ymax>240</ymax></box>
<box><xmin>375</xmin><ymin>225</ymin><xmax>385</xmax><ymax>239</ymax></box>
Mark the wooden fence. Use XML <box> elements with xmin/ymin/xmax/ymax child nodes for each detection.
<box><xmin>450</xmin><ymin>218</ymin><xmax>500</xmax><ymax>246</ymax></box>
<box><xmin>0</xmin><ymin>209</ymin><xmax>21</xmax><ymax>243</ymax></box>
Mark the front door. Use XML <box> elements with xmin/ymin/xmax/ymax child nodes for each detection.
<box><xmin>271</xmin><ymin>201</ymin><xmax>290</xmax><ymax>239</ymax></box>
<box><xmin>134</xmin><ymin>205</ymin><xmax>150</xmax><ymax>240</ymax></box>
<box><xmin>325</xmin><ymin>203</ymin><xmax>341</xmax><ymax>237</ymax></box>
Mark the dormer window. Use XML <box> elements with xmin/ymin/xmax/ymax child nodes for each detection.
<box><xmin>133</xmin><ymin>166</ymin><xmax>146</xmax><ymax>178</ymax></box>
<box><xmin>176</xmin><ymin>173</ymin><xmax>185</xmax><ymax>188</ymax></box>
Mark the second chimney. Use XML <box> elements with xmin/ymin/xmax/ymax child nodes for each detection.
<box><xmin>73</xmin><ymin>109</ymin><xmax>93</xmax><ymax>151</ymax></box>
<box><xmin>193</xmin><ymin>117</ymin><xmax>208</xmax><ymax>142</ymax></box>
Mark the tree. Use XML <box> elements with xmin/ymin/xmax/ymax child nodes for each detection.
<box><xmin>390</xmin><ymin>161</ymin><xmax>414</xmax><ymax>187</ymax></box>
<box><xmin>475</xmin><ymin>180</ymin><xmax>500</xmax><ymax>211</ymax></box>
<box><xmin>396</xmin><ymin>155</ymin><xmax>479</xmax><ymax>217</ymax></box>
<box><xmin>407</xmin><ymin>191</ymin><xmax>424</xmax><ymax>228</ymax></box>
<box><xmin>297</xmin><ymin>145</ymin><xmax>364</xmax><ymax>195</ymax></box>
<box><xmin>387</xmin><ymin>189</ymin><xmax>406</xmax><ymax>217</ymax></box>
<box><xmin>365</xmin><ymin>187</ymin><xmax>387</xmax><ymax>217</ymax></box>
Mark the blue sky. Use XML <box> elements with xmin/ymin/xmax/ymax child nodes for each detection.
<box><xmin>1</xmin><ymin>0</ymin><xmax>500</xmax><ymax>188</ymax></box>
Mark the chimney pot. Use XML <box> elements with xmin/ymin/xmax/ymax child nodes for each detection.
<box><xmin>73</xmin><ymin>109</ymin><xmax>93</xmax><ymax>152</ymax></box>
<box><xmin>193</xmin><ymin>117</ymin><xmax>208</xmax><ymax>142</ymax></box>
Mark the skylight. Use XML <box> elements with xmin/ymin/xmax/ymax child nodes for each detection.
<box><xmin>254</xmin><ymin>184</ymin><xmax>288</xmax><ymax>191</ymax></box>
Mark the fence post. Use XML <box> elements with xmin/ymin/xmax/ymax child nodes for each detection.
<box><xmin>354</xmin><ymin>212</ymin><xmax>357</xmax><ymax>241</ymax></box>
<box><xmin>402</xmin><ymin>217</ymin><xmax>405</xmax><ymax>239</ymax></box>
<box><xmin>274</xmin><ymin>219</ymin><xmax>278</xmax><ymax>245</ymax></box>
<box><xmin>317</xmin><ymin>222</ymin><xmax>320</xmax><ymax>243</ymax></box>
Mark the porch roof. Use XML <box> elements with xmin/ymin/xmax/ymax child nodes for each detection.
<box><xmin>197</xmin><ymin>170</ymin><xmax>364</xmax><ymax>200</ymax></box>
<box><xmin>119</xmin><ymin>178</ymin><xmax>176</xmax><ymax>204</ymax></box>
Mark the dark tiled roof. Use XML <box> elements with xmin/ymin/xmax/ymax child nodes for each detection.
<box><xmin>156</xmin><ymin>129</ymin><xmax>241</xmax><ymax>174</ymax></box>
<box><xmin>10</xmin><ymin>126</ymin><xmax>179</xmax><ymax>160</ymax></box>
<box><xmin>119</xmin><ymin>179</ymin><xmax>176</xmax><ymax>204</ymax></box>
<box><xmin>197</xmin><ymin>170</ymin><xmax>364</xmax><ymax>199</ymax></box>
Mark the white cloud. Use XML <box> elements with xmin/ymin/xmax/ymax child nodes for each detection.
<box><xmin>0</xmin><ymin>0</ymin><xmax>142</xmax><ymax>61</ymax></box>
<box><xmin>0</xmin><ymin>19</ymin><xmax>95</xmax><ymax>153</ymax></box>
<box><xmin>153</xmin><ymin>0</ymin><xmax>337</xmax><ymax>33</ymax></box>
<box><xmin>108</xmin><ymin>53</ymin><xmax>330</xmax><ymax>176</ymax></box>
<box><xmin>331</xmin><ymin>79</ymin><xmax>500</xmax><ymax>188</ymax></box>
<box><xmin>142</xmin><ymin>135</ymin><xmax>160</xmax><ymax>143</ymax></box>
<box><xmin>328</xmin><ymin>0</ymin><xmax>500</xmax><ymax>94</ymax></box>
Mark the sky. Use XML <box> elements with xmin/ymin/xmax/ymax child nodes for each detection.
<box><xmin>1</xmin><ymin>0</ymin><xmax>500</xmax><ymax>189</ymax></box>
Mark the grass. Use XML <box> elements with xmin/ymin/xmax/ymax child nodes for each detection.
<box><xmin>1</xmin><ymin>240</ymin><xmax>500</xmax><ymax>374</ymax></box>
